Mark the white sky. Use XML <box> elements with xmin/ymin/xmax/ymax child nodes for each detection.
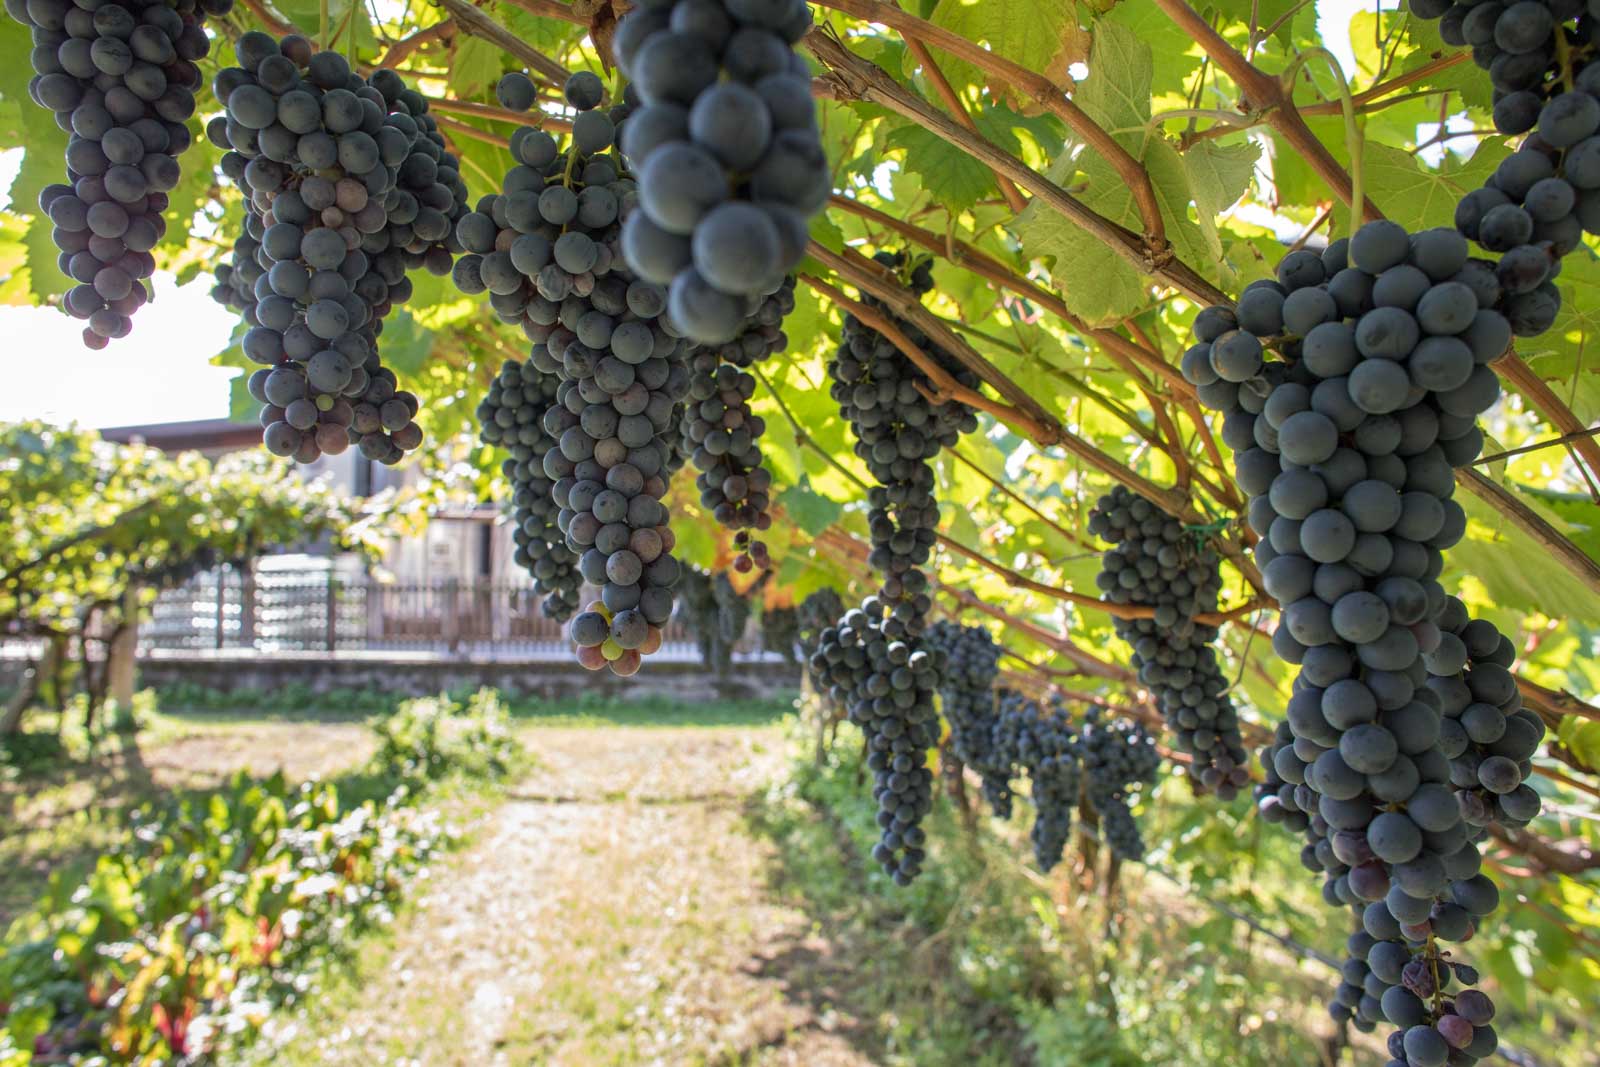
<box><xmin>0</xmin><ymin>150</ymin><xmax>240</xmax><ymax>430</ymax></box>
<box><xmin>0</xmin><ymin>0</ymin><xmax>1398</xmax><ymax>431</ymax></box>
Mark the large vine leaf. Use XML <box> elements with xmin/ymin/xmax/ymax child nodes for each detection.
<box><xmin>926</xmin><ymin>0</ymin><xmax>1083</xmax><ymax>103</ymax></box>
<box><xmin>1013</xmin><ymin>22</ymin><xmax>1231</xmax><ymax>325</ymax></box>
<box><xmin>1357</xmin><ymin>141</ymin><xmax>1509</xmax><ymax>233</ymax></box>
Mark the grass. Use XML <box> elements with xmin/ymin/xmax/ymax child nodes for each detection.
<box><xmin>246</xmin><ymin>719</ymin><xmax>811</xmax><ymax>1067</ymax></box>
<box><xmin>740</xmin><ymin>731</ymin><xmax>1376</xmax><ymax>1067</ymax></box>
<box><xmin>155</xmin><ymin>680</ymin><xmax>798</xmax><ymax>729</ymax></box>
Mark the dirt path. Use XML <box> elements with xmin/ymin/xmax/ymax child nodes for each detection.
<box><xmin>270</xmin><ymin>726</ymin><xmax>881</xmax><ymax>1067</ymax></box>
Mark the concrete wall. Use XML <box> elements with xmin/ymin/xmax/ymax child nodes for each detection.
<box><xmin>129</xmin><ymin>650</ymin><xmax>801</xmax><ymax>704</ymax></box>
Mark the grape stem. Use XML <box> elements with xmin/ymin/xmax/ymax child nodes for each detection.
<box><xmin>805</xmin><ymin>0</ymin><xmax>1170</xmax><ymax>247</ymax></box>
<box><xmin>1556</xmin><ymin>29</ymin><xmax>1577</xmax><ymax>95</ymax></box>
<box><xmin>1149</xmin><ymin>0</ymin><xmax>1381</xmax><ymax>221</ymax></box>
<box><xmin>433</xmin><ymin>0</ymin><xmax>569</xmax><ymax>86</ymax></box>
<box><xmin>1280</xmin><ymin>47</ymin><xmax>1365</xmax><ymax>233</ymax></box>
<box><xmin>805</xmin><ymin>31</ymin><xmax>1224</xmax><ymax>303</ymax></box>
<box><xmin>1472</xmin><ymin>423</ymin><xmax>1600</xmax><ymax>465</ymax></box>
<box><xmin>896</xmin><ymin>23</ymin><xmax>1027</xmax><ymax>214</ymax></box>
<box><xmin>745</xmin><ymin>363</ymin><xmax>871</xmax><ymax>492</ymax></box>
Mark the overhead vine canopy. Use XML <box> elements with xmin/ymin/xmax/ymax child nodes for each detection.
<box><xmin>3</xmin><ymin>0</ymin><xmax>1600</xmax><ymax>1058</ymax></box>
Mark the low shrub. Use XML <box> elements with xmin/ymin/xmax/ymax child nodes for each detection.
<box><xmin>0</xmin><ymin>687</ymin><xmax>525</xmax><ymax>1065</ymax></box>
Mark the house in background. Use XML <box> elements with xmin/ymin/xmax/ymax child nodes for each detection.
<box><xmin>98</xmin><ymin>418</ymin><xmax>516</xmax><ymax>588</ymax></box>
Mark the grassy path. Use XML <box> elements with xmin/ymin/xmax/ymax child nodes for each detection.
<box><xmin>265</xmin><ymin>725</ymin><xmax>881</xmax><ymax>1067</ymax></box>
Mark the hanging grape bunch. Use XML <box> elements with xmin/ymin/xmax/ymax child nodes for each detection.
<box><xmin>828</xmin><ymin>252</ymin><xmax>980</xmax><ymax>631</ymax></box>
<box><xmin>680</xmin><ymin>275</ymin><xmax>797</xmax><ymax>572</ymax></box>
<box><xmin>797</xmin><ymin>586</ymin><xmax>845</xmax><ymax>703</ymax></box>
<box><xmin>613</xmin><ymin>0</ymin><xmax>828</xmax><ymax>343</ymax></box>
<box><xmin>1253</xmin><ymin>718</ymin><xmax>1312</xmax><ymax>835</ymax></box>
<box><xmin>1184</xmin><ymin>218</ymin><xmax>1516</xmax><ymax>1065</ymax></box>
<box><xmin>675</xmin><ymin>565</ymin><xmax>722</xmax><ymax>670</ymax></box>
<box><xmin>1409</xmin><ymin>0</ymin><xmax>1600</xmax><ymax>337</ymax></box>
<box><xmin>759</xmin><ymin>603</ymin><xmax>799</xmax><ymax>663</ymax></box>
<box><xmin>990</xmin><ymin>690</ymin><xmax>1082</xmax><ymax>870</ymax></box>
<box><xmin>1428</xmin><ymin>598</ymin><xmax>1544</xmax><ymax>831</ymax></box>
<box><xmin>450</xmin><ymin>70</ymin><xmax>689</xmax><ymax>677</ymax></box>
<box><xmin>925</xmin><ymin>621</ymin><xmax>1012</xmax><ymax>817</ymax></box>
<box><xmin>476</xmin><ymin>357</ymin><xmax>583</xmax><ymax>621</ymax></box>
<box><xmin>1076</xmin><ymin>705</ymin><xmax>1162</xmax><ymax>862</ymax></box>
<box><xmin>1089</xmin><ymin>486</ymin><xmax>1251</xmax><ymax>799</ymax></box>
<box><xmin>10</xmin><ymin>0</ymin><xmax>232</xmax><ymax>349</ymax></box>
<box><xmin>208</xmin><ymin>34</ymin><xmax>471</xmax><ymax>464</ymax></box>
<box><xmin>797</xmin><ymin>586</ymin><xmax>843</xmax><ymax>661</ymax></box>
<box><xmin>809</xmin><ymin>599</ymin><xmax>944</xmax><ymax>885</ymax></box>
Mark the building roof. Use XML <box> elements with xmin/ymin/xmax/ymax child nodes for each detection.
<box><xmin>99</xmin><ymin>418</ymin><xmax>263</xmax><ymax>452</ymax></box>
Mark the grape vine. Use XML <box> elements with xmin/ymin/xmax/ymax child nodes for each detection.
<box><xmin>7</xmin><ymin>0</ymin><xmax>1598</xmax><ymax>1058</ymax></box>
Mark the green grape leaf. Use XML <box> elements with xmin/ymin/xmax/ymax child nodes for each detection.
<box><xmin>24</xmin><ymin>206</ymin><xmax>70</xmax><ymax>301</ymax></box>
<box><xmin>229</xmin><ymin>372</ymin><xmax>261</xmax><ymax>422</ymax></box>
<box><xmin>1557</xmin><ymin>717</ymin><xmax>1600</xmax><ymax>773</ymax></box>
<box><xmin>927</xmin><ymin>0</ymin><xmax>1082</xmax><ymax>102</ymax></box>
<box><xmin>274</xmin><ymin>0</ymin><xmax>377</xmax><ymax>52</ymax></box>
<box><xmin>380</xmin><ymin>310</ymin><xmax>436</xmax><ymax>379</ymax></box>
<box><xmin>777</xmin><ymin>478</ymin><xmax>844</xmax><ymax>535</ymax></box>
<box><xmin>451</xmin><ymin>35</ymin><xmax>505</xmax><ymax>100</ymax></box>
<box><xmin>1185</xmin><ymin>139</ymin><xmax>1260</xmax><ymax>258</ymax></box>
<box><xmin>887</xmin><ymin>124</ymin><xmax>999</xmax><ymax>213</ymax></box>
<box><xmin>1356</xmin><ymin>141</ymin><xmax>1510</xmax><ymax>233</ymax></box>
<box><xmin>1519</xmin><ymin>251</ymin><xmax>1600</xmax><ymax>424</ymax></box>
<box><xmin>1450</xmin><ymin>483</ymin><xmax>1600</xmax><ymax>626</ymax></box>
<box><xmin>1073</xmin><ymin>16</ymin><xmax>1153</xmax><ymax>135</ymax></box>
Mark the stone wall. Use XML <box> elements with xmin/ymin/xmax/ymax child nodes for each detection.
<box><xmin>129</xmin><ymin>650</ymin><xmax>801</xmax><ymax>703</ymax></box>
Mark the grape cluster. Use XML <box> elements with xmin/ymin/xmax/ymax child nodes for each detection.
<box><xmin>208</xmin><ymin>35</ymin><xmax>470</xmax><ymax>464</ymax></box>
<box><xmin>681</xmin><ymin>275</ymin><xmax>797</xmax><ymax>570</ymax></box>
<box><xmin>828</xmin><ymin>254</ymin><xmax>979</xmax><ymax>628</ymax></box>
<box><xmin>450</xmin><ymin>72</ymin><xmax>690</xmax><ymax>676</ymax></box>
<box><xmin>797</xmin><ymin>586</ymin><xmax>843</xmax><ymax>660</ymax></box>
<box><xmin>924</xmin><ymin>621</ymin><xmax>1012</xmax><ymax>817</ymax></box>
<box><xmin>675</xmin><ymin>566</ymin><xmax>723</xmax><ymax>671</ymax></box>
<box><xmin>613</xmin><ymin>0</ymin><xmax>828</xmax><ymax>344</ymax></box>
<box><xmin>1077</xmin><ymin>706</ymin><xmax>1163</xmax><ymax>861</ymax></box>
<box><xmin>1256</xmin><ymin>705</ymin><xmax>1513</xmax><ymax>1060</ymax></box>
<box><xmin>1254</xmin><ymin>719</ymin><xmax>1312</xmax><ymax>833</ymax></box>
<box><xmin>675</xmin><ymin>566</ymin><xmax>763</xmax><ymax>674</ymax></box>
<box><xmin>1186</xmin><ymin>220</ymin><xmax>1520</xmax><ymax>1065</ymax></box>
<box><xmin>476</xmin><ymin>358</ymin><xmax>582</xmax><ymax>621</ymax></box>
<box><xmin>1413</xmin><ymin>0</ymin><xmax>1600</xmax><ymax>336</ymax></box>
<box><xmin>809</xmin><ymin>597</ymin><xmax>944</xmax><ymax>884</ymax></box>
<box><xmin>987</xmin><ymin>695</ymin><xmax>1161</xmax><ymax>869</ymax></box>
<box><xmin>991</xmin><ymin>691</ymin><xmax>1082</xmax><ymax>870</ymax></box>
<box><xmin>1089</xmin><ymin>485</ymin><xmax>1251</xmax><ymax>798</ymax></box>
<box><xmin>760</xmin><ymin>603</ymin><xmax>799</xmax><ymax>663</ymax></box>
<box><xmin>11</xmin><ymin>0</ymin><xmax>229</xmax><ymax>348</ymax></box>
<box><xmin>1429</xmin><ymin>599</ymin><xmax>1544</xmax><ymax>830</ymax></box>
